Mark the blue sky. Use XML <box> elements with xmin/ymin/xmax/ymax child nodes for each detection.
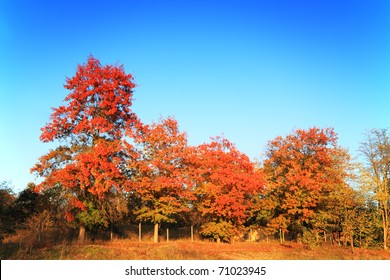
<box><xmin>1</xmin><ymin>0</ymin><xmax>389</xmax><ymax>192</ymax></box>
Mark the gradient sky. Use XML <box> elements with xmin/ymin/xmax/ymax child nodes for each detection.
<box><xmin>1</xmin><ymin>0</ymin><xmax>389</xmax><ymax>192</ymax></box>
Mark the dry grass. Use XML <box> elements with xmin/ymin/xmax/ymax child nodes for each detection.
<box><xmin>2</xmin><ymin>239</ymin><xmax>390</xmax><ymax>260</ymax></box>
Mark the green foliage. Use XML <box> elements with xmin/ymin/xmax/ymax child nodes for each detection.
<box><xmin>353</xmin><ymin>209</ymin><xmax>383</xmax><ymax>248</ymax></box>
<box><xmin>0</xmin><ymin>181</ymin><xmax>15</xmax><ymax>212</ymax></box>
<box><xmin>12</xmin><ymin>183</ymin><xmax>40</xmax><ymax>222</ymax></box>
<box><xmin>0</xmin><ymin>181</ymin><xmax>16</xmax><ymax>240</ymax></box>
<box><xmin>134</xmin><ymin>206</ymin><xmax>176</xmax><ymax>224</ymax></box>
<box><xmin>200</xmin><ymin>221</ymin><xmax>235</xmax><ymax>243</ymax></box>
<box><xmin>359</xmin><ymin>128</ymin><xmax>390</xmax><ymax>249</ymax></box>
<box><xmin>76</xmin><ymin>201</ymin><xmax>107</xmax><ymax>230</ymax></box>
<box><xmin>301</xmin><ymin>228</ymin><xmax>319</xmax><ymax>249</ymax></box>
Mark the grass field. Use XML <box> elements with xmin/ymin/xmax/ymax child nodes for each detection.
<box><xmin>2</xmin><ymin>240</ymin><xmax>390</xmax><ymax>260</ymax></box>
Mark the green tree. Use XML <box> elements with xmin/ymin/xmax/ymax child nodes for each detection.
<box><xmin>0</xmin><ymin>181</ymin><xmax>16</xmax><ymax>240</ymax></box>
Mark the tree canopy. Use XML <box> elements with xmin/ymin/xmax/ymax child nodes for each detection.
<box><xmin>31</xmin><ymin>56</ymin><xmax>138</xmax><ymax>241</ymax></box>
<box><xmin>8</xmin><ymin>56</ymin><xmax>384</xmax><ymax>248</ymax></box>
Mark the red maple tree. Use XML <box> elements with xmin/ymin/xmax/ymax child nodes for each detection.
<box><xmin>127</xmin><ymin>117</ymin><xmax>195</xmax><ymax>242</ymax></box>
<box><xmin>31</xmin><ymin>56</ymin><xmax>137</xmax><ymax>241</ymax></box>
<box><xmin>40</xmin><ymin>55</ymin><xmax>137</xmax><ymax>142</ymax></box>
<box><xmin>190</xmin><ymin>137</ymin><xmax>264</xmax><ymax>242</ymax></box>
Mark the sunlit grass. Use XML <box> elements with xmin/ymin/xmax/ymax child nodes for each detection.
<box><xmin>2</xmin><ymin>239</ymin><xmax>390</xmax><ymax>260</ymax></box>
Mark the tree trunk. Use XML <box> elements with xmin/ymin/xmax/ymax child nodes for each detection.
<box><xmin>350</xmin><ymin>234</ymin><xmax>354</xmax><ymax>254</ymax></box>
<box><xmin>139</xmin><ymin>223</ymin><xmax>142</xmax><ymax>242</ymax></box>
<box><xmin>78</xmin><ymin>225</ymin><xmax>86</xmax><ymax>243</ymax></box>
<box><xmin>166</xmin><ymin>228</ymin><xmax>169</xmax><ymax>242</ymax></box>
<box><xmin>110</xmin><ymin>223</ymin><xmax>113</xmax><ymax>241</ymax></box>
<box><xmin>383</xmin><ymin>202</ymin><xmax>389</xmax><ymax>250</ymax></box>
<box><xmin>338</xmin><ymin>231</ymin><xmax>341</xmax><ymax>246</ymax></box>
<box><xmin>191</xmin><ymin>225</ymin><xmax>194</xmax><ymax>242</ymax></box>
<box><xmin>153</xmin><ymin>223</ymin><xmax>159</xmax><ymax>243</ymax></box>
<box><xmin>38</xmin><ymin>222</ymin><xmax>42</xmax><ymax>242</ymax></box>
<box><xmin>279</xmin><ymin>228</ymin><xmax>283</xmax><ymax>244</ymax></box>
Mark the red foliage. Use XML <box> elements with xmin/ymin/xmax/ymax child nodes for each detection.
<box><xmin>127</xmin><ymin>117</ymin><xmax>195</xmax><ymax>224</ymax></box>
<box><xmin>65</xmin><ymin>212</ymin><xmax>75</xmax><ymax>222</ymax></box>
<box><xmin>31</xmin><ymin>56</ymin><xmax>137</xmax><ymax>217</ymax></box>
<box><xmin>40</xmin><ymin>55</ymin><xmax>137</xmax><ymax>142</ymax></box>
<box><xmin>190</xmin><ymin>137</ymin><xmax>265</xmax><ymax>225</ymax></box>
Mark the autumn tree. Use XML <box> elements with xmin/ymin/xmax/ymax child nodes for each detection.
<box><xmin>127</xmin><ymin>117</ymin><xmax>194</xmax><ymax>242</ymax></box>
<box><xmin>97</xmin><ymin>188</ymin><xmax>129</xmax><ymax>240</ymax></box>
<box><xmin>308</xmin><ymin>145</ymin><xmax>357</xmax><ymax>245</ymax></box>
<box><xmin>263</xmin><ymin>127</ymin><xmax>352</xmax><ymax>242</ymax></box>
<box><xmin>359</xmin><ymin>128</ymin><xmax>390</xmax><ymax>249</ymax></box>
<box><xmin>31</xmin><ymin>56</ymin><xmax>138</xmax><ymax>242</ymax></box>
<box><xmin>318</xmin><ymin>181</ymin><xmax>361</xmax><ymax>249</ymax></box>
<box><xmin>190</xmin><ymin>137</ymin><xmax>264</xmax><ymax>243</ymax></box>
<box><xmin>356</xmin><ymin>173</ymin><xmax>385</xmax><ymax>247</ymax></box>
<box><xmin>0</xmin><ymin>181</ymin><xmax>16</xmax><ymax>240</ymax></box>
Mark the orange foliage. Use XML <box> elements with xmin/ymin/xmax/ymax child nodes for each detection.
<box><xmin>190</xmin><ymin>137</ymin><xmax>265</xmax><ymax>226</ymax></box>
<box><xmin>40</xmin><ymin>55</ymin><xmax>137</xmax><ymax>142</ymax></box>
<box><xmin>127</xmin><ymin>117</ymin><xmax>195</xmax><ymax>224</ymax></box>
<box><xmin>263</xmin><ymin>127</ymin><xmax>350</xmax><ymax>230</ymax></box>
<box><xmin>31</xmin><ymin>56</ymin><xmax>137</xmax><ymax>218</ymax></box>
<box><xmin>29</xmin><ymin>56</ymin><xmax>359</xmax><ymax>244</ymax></box>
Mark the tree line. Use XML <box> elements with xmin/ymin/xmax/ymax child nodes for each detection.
<box><xmin>1</xmin><ymin>56</ymin><xmax>389</xmax><ymax>250</ymax></box>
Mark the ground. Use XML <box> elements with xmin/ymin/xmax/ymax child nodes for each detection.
<box><xmin>2</xmin><ymin>240</ymin><xmax>390</xmax><ymax>260</ymax></box>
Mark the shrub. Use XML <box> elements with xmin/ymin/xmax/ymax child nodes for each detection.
<box><xmin>200</xmin><ymin>221</ymin><xmax>234</xmax><ymax>243</ymax></box>
<box><xmin>301</xmin><ymin>229</ymin><xmax>319</xmax><ymax>249</ymax></box>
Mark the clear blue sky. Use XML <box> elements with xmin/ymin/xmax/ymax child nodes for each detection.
<box><xmin>1</xmin><ymin>0</ymin><xmax>389</xmax><ymax>192</ymax></box>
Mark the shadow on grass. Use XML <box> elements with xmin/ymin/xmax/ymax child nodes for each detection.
<box><xmin>0</xmin><ymin>242</ymin><xmax>20</xmax><ymax>259</ymax></box>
